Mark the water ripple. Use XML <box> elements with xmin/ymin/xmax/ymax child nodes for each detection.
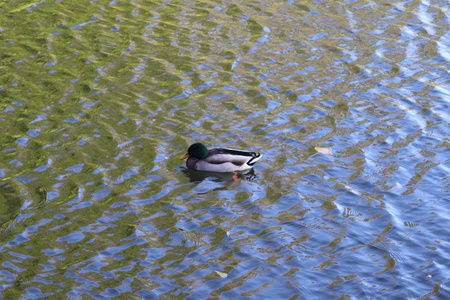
<box><xmin>0</xmin><ymin>0</ymin><xmax>449</xmax><ymax>299</ymax></box>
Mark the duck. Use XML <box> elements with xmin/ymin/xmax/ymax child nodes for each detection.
<box><xmin>180</xmin><ymin>143</ymin><xmax>262</xmax><ymax>172</ymax></box>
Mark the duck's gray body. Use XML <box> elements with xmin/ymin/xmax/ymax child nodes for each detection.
<box><xmin>186</xmin><ymin>147</ymin><xmax>261</xmax><ymax>172</ymax></box>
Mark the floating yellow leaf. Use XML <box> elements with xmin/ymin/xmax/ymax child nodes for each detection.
<box><xmin>315</xmin><ymin>147</ymin><xmax>332</xmax><ymax>155</ymax></box>
<box><xmin>215</xmin><ymin>271</ymin><xmax>228</xmax><ymax>278</ymax></box>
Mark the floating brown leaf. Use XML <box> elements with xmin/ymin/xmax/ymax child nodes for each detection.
<box><xmin>315</xmin><ymin>147</ymin><xmax>332</xmax><ymax>155</ymax></box>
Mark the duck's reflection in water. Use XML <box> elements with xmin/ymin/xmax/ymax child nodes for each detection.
<box><xmin>182</xmin><ymin>168</ymin><xmax>258</xmax><ymax>183</ymax></box>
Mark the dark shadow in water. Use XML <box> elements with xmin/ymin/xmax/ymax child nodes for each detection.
<box><xmin>0</xmin><ymin>182</ymin><xmax>24</xmax><ymax>233</ymax></box>
<box><xmin>181</xmin><ymin>168</ymin><xmax>259</xmax><ymax>183</ymax></box>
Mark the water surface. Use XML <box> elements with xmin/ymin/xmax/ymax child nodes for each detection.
<box><xmin>0</xmin><ymin>0</ymin><xmax>449</xmax><ymax>299</ymax></box>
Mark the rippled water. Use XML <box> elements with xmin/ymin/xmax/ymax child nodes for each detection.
<box><xmin>1</xmin><ymin>0</ymin><xmax>449</xmax><ymax>298</ymax></box>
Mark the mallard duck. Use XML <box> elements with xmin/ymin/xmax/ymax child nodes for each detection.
<box><xmin>180</xmin><ymin>143</ymin><xmax>262</xmax><ymax>172</ymax></box>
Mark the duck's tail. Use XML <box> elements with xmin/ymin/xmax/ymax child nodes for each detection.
<box><xmin>247</xmin><ymin>153</ymin><xmax>262</xmax><ymax>166</ymax></box>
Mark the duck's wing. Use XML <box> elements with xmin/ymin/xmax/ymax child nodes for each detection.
<box><xmin>205</xmin><ymin>148</ymin><xmax>261</xmax><ymax>166</ymax></box>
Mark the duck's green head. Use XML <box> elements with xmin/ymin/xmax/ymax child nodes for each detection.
<box><xmin>180</xmin><ymin>143</ymin><xmax>208</xmax><ymax>160</ymax></box>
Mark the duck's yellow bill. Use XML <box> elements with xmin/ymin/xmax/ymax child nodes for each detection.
<box><xmin>180</xmin><ymin>153</ymin><xmax>189</xmax><ymax>160</ymax></box>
